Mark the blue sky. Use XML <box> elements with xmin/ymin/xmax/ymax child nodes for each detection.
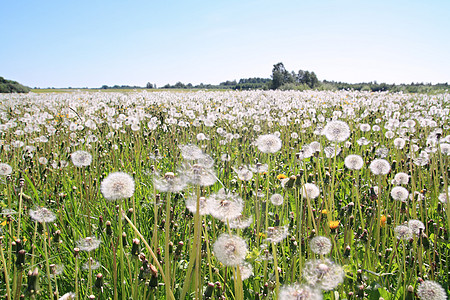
<box><xmin>1</xmin><ymin>0</ymin><xmax>449</xmax><ymax>88</ymax></box>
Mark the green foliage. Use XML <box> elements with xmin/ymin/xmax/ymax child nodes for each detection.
<box><xmin>270</xmin><ymin>63</ymin><xmax>320</xmax><ymax>90</ymax></box>
<box><xmin>0</xmin><ymin>77</ymin><xmax>31</xmax><ymax>93</ymax></box>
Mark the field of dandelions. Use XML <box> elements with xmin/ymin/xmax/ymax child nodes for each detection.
<box><xmin>0</xmin><ymin>90</ymin><xmax>449</xmax><ymax>300</ymax></box>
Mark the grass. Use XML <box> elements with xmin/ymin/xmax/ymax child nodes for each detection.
<box><xmin>0</xmin><ymin>89</ymin><xmax>449</xmax><ymax>299</ymax></box>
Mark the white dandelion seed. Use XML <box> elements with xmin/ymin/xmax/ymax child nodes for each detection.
<box><xmin>270</xmin><ymin>193</ymin><xmax>284</xmax><ymax>206</ymax></box>
<box><xmin>70</xmin><ymin>150</ymin><xmax>93</xmax><ymax>167</ymax></box>
<box><xmin>0</xmin><ymin>163</ymin><xmax>12</xmax><ymax>176</ymax></box>
<box><xmin>344</xmin><ymin>154</ymin><xmax>364</xmax><ymax>170</ymax></box>
<box><xmin>369</xmin><ymin>159</ymin><xmax>391</xmax><ymax>175</ymax></box>
<box><xmin>255</xmin><ymin>134</ymin><xmax>282</xmax><ymax>153</ymax></box>
<box><xmin>417</xmin><ymin>280</ymin><xmax>447</xmax><ymax>300</ymax></box>
<box><xmin>265</xmin><ymin>226</ymin><xmax>289</xmax><ymax>244</ymax></box>
<box><xmin>185</xmin><ymin>195</ymin><xmax>210</xmax><ymax>216</ymax></box>
<box><xmin>76</xmin><ymin>237</ymin><xmax>101</xmax><ymax>252</ymax></box>
<box><xmin>394</xmin><ymin>225</ymin><xmax>413</xmax><ymax>241</ymax></box>
<box><xmin>393</xmin><ymin>172</ymin><xmax>410</xmax><ymax>185</ymax></box>
<box><xmin>29</xmin><ymin>207</ymin><xmax>56</xmax><ymax>223</ymax></box>
<box><xmin>100</xmin><ymin>172</ymin><xmax>135</xmax><ymax>201</ymax></box>
<box><xmin>408</xmin><ymin>219</ymin><xmax>425</xmax><ymax>236</ymax></box>
<box><xmin>302</xmin><ymin>259</ymin><xmax>345</xmax><ymax>291</ymax></box>
<box><xmin>207</xmin><ymin>189</ymin><xmax>243</xmax><ymax>221</ymax></box>
<box><xmin>301</xmin><ymin>183</ymin><xmax>320</xmax><ymax>199</ymax></box>
<box><xmin>323</xmin><ymin>120</ymin><xmax>350</xmax><ymax>142</ymax></box>
<box><xmin>213</xmin><ymin>234</ymin><xmax>248</xmax><ymax>266</ymax></box>
<box><xmin>309</xmin><ymin>236</ymin><xmax>332</xmax><ymax>255</ymax></box>
<box><xmin>390</xmin><ymin>186</ymin><xmax>409</xmax><ymax>201</ymax></box>
<box><xmin>278</xmin><ymin>284</ymin><xmax>322</xmax><ymax>300</ymax></box>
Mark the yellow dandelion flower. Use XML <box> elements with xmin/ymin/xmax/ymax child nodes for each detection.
<box><xmin>329</xmin><ymin>220</ymin><xmax>339</xmax><ymax>230</ymax></box>
<box><xmin>380</xmin><ymin>215</ymin><xmax>387</xmax><ymax>227</ymax></box>
<box><xmin>277</xmin><ymin>174</ymin><xmax>287</xmax><ymax>180</ymax></box>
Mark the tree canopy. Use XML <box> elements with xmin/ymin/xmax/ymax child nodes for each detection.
<box><xmin>0</xmin><ymin>77</ymin><xmax>31</xmax><ymax>93</ymax></box>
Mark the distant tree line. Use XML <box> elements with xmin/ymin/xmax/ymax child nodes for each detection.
<box><xmin>0</xmin><ymin>77</ymin><xmax>31</xmax><ymax>93</ymax></box>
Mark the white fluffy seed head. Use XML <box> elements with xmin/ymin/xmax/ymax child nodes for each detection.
<box><xmin>207</xmin><ymin>189</ymin><xmax>243</xmax><ymax>221</ymax></box>
<box><xmin>390</xmin><ymin>186</ymin><xmax>409</xmax><ymax>201</ymax></box>
<box><xmin>71</xmin><ymin>150</ymin><xmax>93</xmax><ymax>167</ymax></box>
<box><xmin>278</xmin><ymin>284</ymin><xmax>323</xmax><ymax>300</ymax></box>
<box><xmin>394</xmin><ymin>225</ymin><xmax>413</xmax><ymax>241</ymax></box>
<box><xmin>417</xmin><ymin>280</ymin><xmax>447</xmax><ymax>300</ymax></box>
<box><xmin>323</xmin><ymin>120</ymin><xmax>350</xmax><ymax>142</ymax></box>
<box><xmin>394</xmin><ymin>172</ymin><xmax>410</xmax><ymax>185</ymax></box>
<box><xmin>255</xmin><ymin>134</ymin><xmax>282</xmax><ymax>153</ymax></box>
<box><xmin>0</xmin><ymin>163</ymin><xmax>12</xmax><ymax>176</ymax></box>
<box><xmin>369</xmin><ymin>159</ymin><xmax>391</xmax><ymax>175</ymax></box>
<box><xmin>302</xmin><ymin>258</ymin><xmax>345</xmax><ymax>291</ymax></box>
<box><xmin>213</xmin><ymin>234</ymin><xmax>248</xmax><ymax>266</ymax></box>
<box><xmin>344</xmin><ymin>154</ymin><xmax>364</xmax><ymax>170</ymax></box>
<box><xmin>76</xmin><ymin>236</ymin><xmax>101</xmax><ymax>252</ymax></box>
<box><xmin>29</xmin><ymin>207</ymin><xmax>56</xmax><ymax>223</ymax></box>
<box><xmin>100</xmin><ymin>172</ymin><xmax>135</xmax><ymax>201</ymax></box>
<box><xmin>270</xmin><ymin>193</ymin><xmax>284</xmax><ymax>206</ymax></box>
<box><xmin>408</xmin><ymin>219</ymin><xmax>425</xmax><ymax>236</ymax></box>
<box><xmin>309</xmin><ymin>236</ymin><xmax>332</xmax><ymax>255</ymax></box>
<box><xmin>301</xmin><ymin>183</ymin><xmax>320</xmax><ymax>199</ymax></box>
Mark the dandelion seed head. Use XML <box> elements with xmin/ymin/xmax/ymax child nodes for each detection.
<box><xmin>439</xmin><ymin>143</ymin><xmax>450</xmax><ymax>155</ymax></box>
<box><xmin>360</xmin><ymin>123</ymin><xmax>371</xmax><ymax>132</ymax></box>
<box><xmin>408</xmin><ymin>219</ymin><xmax>425</xmax><ymax>236</ymax></box>
<box><xmin>255</xmin><ymin>134</ymin><xmax>282</xmax><ymax>153</ymax></box>
<box><xmin>309</xmin><ymin>141</ymin><xmax>321</xmax><ymax>153</ymax></box>
<box><xmin>375</xmin><ymin>147</ymin><xmax>389</xmax><ymax>158</ymax></box>
<box><xmin>179</xmin><ymin>144</ymin><xmax>204</xmax><ymax>160</ymax></box>
<box><xmin>302</xmin><ymin>259</ymin><xmax>345</xmax><ymax>291</ymax></box>
<box><xmin>393</xmin><ymin>172</ymin><xmax>410</xmax><ymax>185</ymax></box>
<box><xmin>369</xmin><ymin>159</ymin><xmax>391</xmax><ymax>175</ymax></box>
<box><xmin>265</xmin><ymin>226</ymin><xmax>289</xmax><ymax>244</ymax></box>
<box><xmin>324</xmin><ymin>145</ymin><xmax>341</xmax><ymax>158</ymax></box>
<box><xmin>394</xmin><ymin>225</ymin><xmax>413</xmax><ymax>240</ymax></box>
<box><xmin>82</xmin><ymin>258</ymin><xmax>101</xmax><ymax>270</ymax></box>
<box><xmin>323</xmin><ymin>120</ymin><xmax>350</xmax><ymax>142</ymax></box>
<box><xmin>100</xmin><ymin>172</ymin><xmax>135</xmax><ymax>201</ymax></box>
<box><xmin>390</xmin><ymin>186</ymin><xmax>409</xmax><ymax>201</ymax></box>
<box><xmin>417</xmin><ymin>280</ymin><xmax>447</xmax><ymax>300</ymax></box>
<box><xmin>438</xmin><ymin>191</ymin><xmax>449</xmax><ymax>204</ymax></box>
<box><xmin>59</xmin><ymin>292</ymin><xmax>76</xmax><ymax>300</ymax></box>
<box><xmin>0</xmin><ymin>163</ymin><xmax>12</xmax><ymax>176</ymax></box>
<box><xmin>229</xmin><ymin>215</ymin><xmax>253</xmax><ymax>229</ymax></box>
<box><xmin>70</xmin><ymin>150</ymin><xmax>92</xmax><ymax>167</ymax></box>
<box><xmin>213</xmin><ymin>234</ymin><xmax>248</xmax><ymax>266</ymax></box>
<box><xmin>207</xmin><ymin>189</ymin><xmax>243</xmax><ymax>221</ymax></box>
<box><xmin>344</xmin><ymin>154</ymin><xmax>364</xmax><ymax>170</ymax></box>
<box><xmin>249</xmin><ymin>163</ymin><xmax>268</xmax><ymax>174</ymax></box>
<box><xmin>309</xmin><ymin>236</ymin><xmax>332</xmax><ymax>255</ymax></box>
<box><xmin>153</xmin><ymin>172</ymin><xmax>187</xmax><ymax>193</ymax></box>
<box><xmin>185</xmin><ymin>195</ymin><xmax>210</xmax><ymax>216</ymax></box>
<box><xmin>29</xmin><ymin>207</ymin><xmax>56</xmax><ymax>223</ymax></box>
<box><xmin>76</xmin><ymin>237</ymin><xmax>101</xmax><ymax>252</ymax></box>
<box><xmin>180</xmin><ymin>162</ymin><xmax>217</xmax><ymax>187</ymax></box>
<box><xmin>233</xmin><ymin>166</ymin><xmax>253</xmax><ymax>181</ymax></box>
<box><xmin>356</xmin><ymin>137</ymin><xmax>371</xmax><ymax>146</ymax></box>
<box><xmin>393</xmin><ymin>137</ymin><xmax>406</xmax><ymax>149</ymax></box>
<box><xmin>270</xmin><ymin>193</ymin><xmax>284</xmax><ymax>206</ymax></box>
<box><xmin>237</xmin><ymin>261</ymin><xmax>253</xmax><ymax>280</ymax></box>
<box><xmin>301</xmin><ymin>183</ymin><xmax>320</xmax><ymax>199</ymax></box>
<box><xmin>278</xmin><ymin>284</ymin><xmax>323</xmax><ymax>300</ymax></box>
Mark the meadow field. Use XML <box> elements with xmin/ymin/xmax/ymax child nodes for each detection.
<box><xmin>0</xmin><ymin>90</ymin><xmax>449</xmax><ymax>299</ymax></box>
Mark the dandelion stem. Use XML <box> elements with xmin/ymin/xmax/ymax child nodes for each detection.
<box><xmin>164</xmin><ymin>192</ymin><xmax>172</xmax><ymax>297</ymax></box>
<box><xmin>0</xmin><ymin>239</ymin><xmax>11</xmax><ymax>300</ymax></box>
<box><xmin>121</xmin><ymin>213</ymin><xmax>175</xmax><ymax>300</ymax></box>
<box><xmin>42</xmin><ymin>223</ymin><xmax>53</xmax><ymax>298</ymax></box>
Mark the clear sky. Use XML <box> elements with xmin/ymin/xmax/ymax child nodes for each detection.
<box><xmin>1</xmin><ymin>0</ymin><xmax>449</xmax><ymax>88</ymax></box>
